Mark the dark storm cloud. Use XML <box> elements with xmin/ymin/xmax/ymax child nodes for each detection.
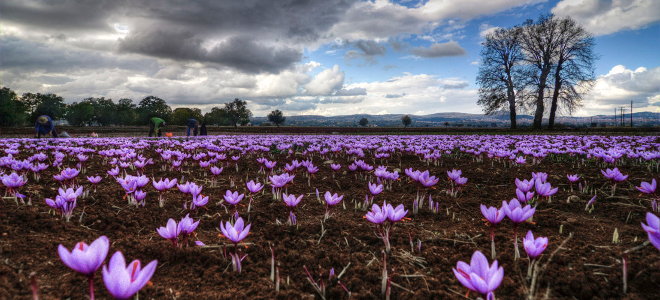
<box><xmin>411</xmin><ymin>41</ymin><xmax>467</xmax><ymax>58</ymax></box>
<box><xmin>386</xmin><ymin>93</ymin><xmax>407</xmax><ymax>98</ymax></box>
<box><xmin>118</xmin><ymin>32</ymin><xmax>302</xmax><ymax>74</ymax></box>
<box><xmin>335</xmin><ymin>87</ymin><xmax>367</xmax><ymax>96</ymax></box>
<box><xmin>354</xmin><ymin>40</ymin><xmax>387</xmax><ymax>56</ymax></box>
<box><xmin>3</xmin><ymin>0</ymin><xmax>119</xmax><ymax>32</ymax></box>
<box><xmin>1</xmin><ymin>36</ymin><xmax>160</xmax><ymax>75</ymax></box>
<box><xmin>4</xmin><ymin>0</ymin><xmax>357</xmax><ymax>73</ymax></box>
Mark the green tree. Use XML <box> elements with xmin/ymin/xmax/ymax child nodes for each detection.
<box><xmin>223</xmin><ymin>98</ymin><xmax>252</xmax><ymax>128</ymax></box>
<box><xmin>267</xmin><ymin>109</ymin><xmax>286</xmax><ymax>127</ymax></box>
<box><xmin>204</xmin><ymin>107</ymin><xmax>230</xmax><ymax>126</ymax></box>
<box><xmin>25</xmin><ymin>93</ymin><xmax>66</xmax><ymax>122</ymax></box>
<box><xmin>0</xmin><ymin>87</ymin><xmax>30</xmax><ymax>126</ymax></box>
<box><xmin>401</xmin><ymin>115</ymin><xmax>412</xmax><ymax>128</ymax></box>
<box><xmin>65</xmin><ymin>102</ymin><xmax>94</xmax><ymax>126</ymax></box>
<box><xmin>138</xmin><ymin>96</ymin><xmax>172</xmax><ymax>124</ymax></box>
<box><xmin>116</xmin><ymin>98</ymin><xmax>138</xmax><ymax>125</ymax></box>
<box><xmin>171</xmin><ymin>108</ymin><xmax>203</xmax><ymax>125</ymax></box>
<box><xmin>82</xmin><ymin>97</ymin><xmax>116</xmax><ymax>125</ymax></box>
<box><xmin>359</xmin><ymin>117</ymin><xmax>369</xmax><ymax>127</ymax></box>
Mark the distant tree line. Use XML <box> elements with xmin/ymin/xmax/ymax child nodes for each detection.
<box><xmin>477</xmin><ymin>14</ymin><xmax>597</xmax><ymax>129</ymax></box>
<box><xmin>0</xmin><ymin>87</ymin><xmax>262</xmax><ymax>128</ymax></box>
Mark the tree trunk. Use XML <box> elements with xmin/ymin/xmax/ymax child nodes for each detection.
<box><xmin>547</xmin><ymin>65</ymin><xmax>563</xmax><ymax>130</ymax></box>
<box><xmin>507</xmin><ymin>76</ymin><xmax>516</xmax><ymax>129</ymax></box>
<box><xmin>533</xmin><ymin>68</ymin><xmax>551</xmax><ymax>129</ymax></box>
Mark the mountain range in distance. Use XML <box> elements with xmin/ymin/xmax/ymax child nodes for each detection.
<box><xmin>251</xmin><ymin>111</ymin><xmax>659</xmax><ymax>127</ymax></box>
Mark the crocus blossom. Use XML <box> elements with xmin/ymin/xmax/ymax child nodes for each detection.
<box><xmin>58</xmin><ymin>236</ymin><xmax>110</xmax><ymax>300</ymax></box>
<box><xmin>102</xmin><ymin>251</ymin><xmax>157</xmax><ymax>300</ymax></box>
<box><xmin>452</xmin><ymin>251</ymin><xmax>503</xmax><ymax>297</ymax></box>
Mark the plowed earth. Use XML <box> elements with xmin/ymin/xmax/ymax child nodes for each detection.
<box><xmin>1</xmin><ymin>142</ymin><xmax>658</xmax><ymax>299</ymax></box>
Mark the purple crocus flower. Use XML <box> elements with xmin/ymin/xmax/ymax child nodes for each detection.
<box><xmin>502</xmin><ymin>199</ymin><xmax>536</xmax><ymax>224</ymax></box>
<box><xmin>107</xmin><ymin>167</ymin><xmax>120</xmax><ymax>177</ymax></box>
<box><xmin>515</xmin><ymin>156</ymin><xmax>526</xmax><ymax>164</ymax></box>
<box><xmin>61</xmin><ymin>168</ymin><xmax>80</xmax><ymax>180</ymax></box>
<box><xmin>211</xmin><ymin>166</ymin><xmax>223</xmax><ymax>177</ymax></box>
<box><xmin>447</xmin><ymin>169</ymin><xmax>462</xmax><ymax>181</ymax></box>
<box><xmin>369</xmin><ymin>182</ymin><xmax>384</xmax><ymax>195</ymax></box>
<box><xmin>455</xmin><ymin>177</ymin><xmax>468</xmax><ymax>185</ymax></box>
<box><xmin>481</xmin><ymin>204</ymin><xmax>505</xmax><ymax>259</ymax></box>
<box><xmin>58</xmin><ymin>235</ymin><xmax>110</xmax><ymax>277</ymax></box>
<box><xmin>522</xmin><ymin>231</ymin><xmax>548</xmax><ymax>259</ymax></box>
<box><xmin>481</xmin><ymin>205</ymin><xmax>505</xmax><ymax>225</ymax></box>
<box><xmin>516</xmin><ymin>189</ymin><xmax>535</xmax><ymax>203</ymax></box>
<box><xmin>157</xmin><ymin>219</ymin><xmax>181</xmax><ymax>247</ymax></box>
<box><xmin>282</xmin><ymin>193</ymin><xmax>303</xmax><ymax>208</ymax></box>
<box><xmin>452</xmin><ymin>251</ymin><xmax>504</xmax><ymax>297</ymax></box>
<box><xmin>535</xmin><ymin>180</ymin><xmax>558</xmax><ymax>198</ymax></box>
<box><xmin>220</xmin><ymin>217</ymin><xmax>251</xmax><ymax>272</ymax></box>
<box><xmin>87</xmin><ymin>176</ymin><xmax>102</xmax><ymax>184</ymax></box>
<box><xmin>177</xmin><ymin>182</ymin><xmax>191</xmax><ymax>194</ymax></box>
<box><xmin>531</xmin><ymin>172</ymin><xmax>547</xmax><ymax>183</ymax></box>
<box><xmin>641</xmin><ymin>212</ymin><xmax>660</xmax><ymax>252</ymax></box>
<box><xmin>179</xmin><ymin>214</ymin><xmax>200</xmax><ymax>246</ymax></box>
<box><xmin>102</xmin><ymin>251</ymin><xmax>157</xmax><ymax>300</ymax></box>
<box><xmin>246</xmin><ymin>180</ymin><xmax>264</xmax><ymax>193</ymax></box>
<box><xmin>58</xmin><ymin>236</ymin><xmax>110</xmax><ymax>300</ymax></box>
<box><xmin>417</xmin><ymin>171</ymin><xmax>439</xmax><ymax>187</ymax></box>
<box><xmin>365</xmin><ymin>202</ymin><xmax>389</xmax><ymax>225</ymax></box>
<box><xmin>59</xmin><ymin>186</ymin><xmax>84</xmax><ymax>202</ymax></box>
<box><xmin>192</xmin><ymin>194</ymin><xmax>209</xmax><ymax>209</ymax></box>
<box><xmin>366</xmin><ymin>201</ymin><xmax>393</xmax><ymax>252</ymax></box>
<box><xmin>502</xmin><ymin>199</ymin><xmax>535</xmax><ymax>259</ymax></box>
<box><xmin>330</xmin><ymin>163</ymin><xmax>341</xmax><ymax>171</ymax></box>
<box><xmin>323</xmin><ymin>191</ymin><xmax>344</xmax><ymax>219</ymax></box>
<box><xmin>188</xmin><ymin>183</ymin><xmax>203</xmax><ymax>197</ymax></box>
<box><xmin>601</xmin><ymin>168</ymin><xmax>628</xmax><ymax>182</ymax></box>
<box><xmin>224</xmin><ymin>190</ymin><xmax>244</xmax><ymax>205</ymax></box>
<box><xmin>387</xmin><ymin>203</ymin><xmax>408</xmax><ymax>222</ymax></box>
<box><xmin>637</xmin><ymin>179</ymin><xmax>657</xmax><ymax>194</ymax></box>
<box><xmin>585</xmin><ymin>195</ymin><xmax>597</xmax><ymax>211</ymax></box>
<box><xmin>514</xmin><ymin>178</ymin><xmax>535</xmax><ymax>193</ymax></box>
<box><xmin>566</xmin><ymin>174</ymin><xmax>580</xmax><ymax>183</ymax></box>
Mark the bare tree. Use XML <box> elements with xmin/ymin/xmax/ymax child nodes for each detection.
<box><xmin>547</xmin><ymin>17</ymin><xmax>596</xmax><ymax>129</ymax></box>
<box><xmin>476</xmin><ymin>27</ymin><xmax>524</xmax><ymax>129</ymax></box>
<box><xmin>520</xmin><ymin>14</ymin><xmax>563</xmax><ymax>129</ymax></box>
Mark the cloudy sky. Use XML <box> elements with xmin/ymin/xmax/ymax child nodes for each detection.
<box><xmin>2</xmin><ymin>0</ymin><xmax>659</xmax><ymax>117</ymax></box>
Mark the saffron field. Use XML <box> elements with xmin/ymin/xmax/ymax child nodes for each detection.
<box><xmin>1</xmin><ymin>134</ymin><xmax>659</xmax><ymax>299</ymax></box>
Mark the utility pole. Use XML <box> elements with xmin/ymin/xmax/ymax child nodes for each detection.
<box><xmin>630</xmin><ymin>101</ymin><xmax>633</xmax><ymax>127</ymax></box>
<box><xmin>619</xmin><ymin>106</ymin><xmax>627</xmax><ymax>127</ymax></box>
<box><xmin>614</xmin><ymin>108</ymin><xmax>617</xmax><ymax>127</ymax></box>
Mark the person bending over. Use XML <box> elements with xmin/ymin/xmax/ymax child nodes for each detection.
<box><xmin>186</xmin><ymin>119</ymin><xmax>200</xmax><ymax>136</ymax></box>
<box><xmin>35</xmin><ymin>115</ymin><xmax>59</xmax><ymax>138</ymax></box>
<box><xmin>149</xmin><ymin>117</ymin><xmax>166</xmax><ymax>137</ymax></box>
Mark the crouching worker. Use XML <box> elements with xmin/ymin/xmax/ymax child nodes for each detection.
<box><xmin>35</xmin><ymin>115</ymin><xmax>59</xmax><ymax>138</ymax></box>
<box><xmin>149</xmin><ymin>117</ymin><xmax>166</xmax><ymax>137</ymax></box>
<box><xmin>186</xmin><ymin>119</ymin><xmax>200</xmax><ymax>136</ymax></box>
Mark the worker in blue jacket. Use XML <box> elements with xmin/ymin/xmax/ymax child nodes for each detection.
<box><xmin>186</xmin><ymin>119</ymin><xmax>200</xmax><ymax>136</ymax></box>
<box><xmin>35</xmin><ymin>115</ymin><xmax>59</xmax><ymax>138</ymax></box>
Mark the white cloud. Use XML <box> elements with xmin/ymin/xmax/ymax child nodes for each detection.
<box><xmin>576</xmin><ymin>65</ymin><xmax>660</xmax><ymax>116</ymax></box>
<box><xmin>329</xmin><ymin>0</ymin><xmax>545</xmax><ymax>41</ymax></box>
<box><xmin>304</xmin><ymin>65</ymin><xmax>345</xmax><ymax>96</ymax></box>
<box><xmin>287</xmin><ymin>73</ymin><xmax>478</xmax><ymax>116</ymax></box>
<box><xmin>551</xmin><ymin>0</ymin><xmax>660</xmax><ymax>35</ymax></box>
<box><xmin>479</xmin><ymin>23</ymin><xmax>500</xmax><ymax>38</ymax></box>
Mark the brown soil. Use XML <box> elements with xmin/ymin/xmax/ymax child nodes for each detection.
<box><xmin>1</xmin><ymin>140</ymin><xmax>658</xmax><ymax>299</ymax></box>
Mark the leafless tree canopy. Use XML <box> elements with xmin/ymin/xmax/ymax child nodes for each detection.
<box><xmin>477</xmin><ymin>14</ymin><xmax>597</xmax><ymax>129</ymax></box>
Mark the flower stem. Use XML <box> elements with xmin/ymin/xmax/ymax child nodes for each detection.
<box><xmin>89</xmin><ymin>276</ymin><xmax>95</xmax><ymax>300</ymax></box>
